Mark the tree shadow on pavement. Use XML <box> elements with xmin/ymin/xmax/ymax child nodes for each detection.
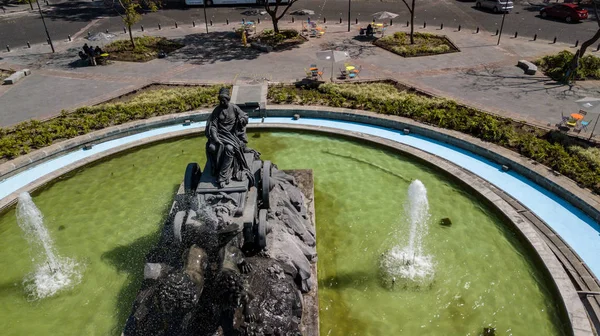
<box><xmin>44</xmin><ymin>1</ymin><xmax>117</xmax><ymax>22</ymax></box>
<box><xmin>319</xmin><ymin>38</ymin><xmax>378</xmax><ymax>59</ymax></box>
<box><xmin>461</xmin><ymin>66</ymin><xmax>600</xmax><ymax>101</ymax></box>
<box><xmin>167</xmin><ymin>32</ymin><xmax>262</xmax><ymax>65</ymax></box>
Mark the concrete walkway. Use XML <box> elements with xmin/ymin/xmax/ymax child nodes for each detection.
<box><xmin>0</xmin><ymin>20</ymin><xmax>599</xmax><ymax>137</ymax></box>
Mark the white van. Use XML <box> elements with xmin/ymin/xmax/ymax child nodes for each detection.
<box><xmin>475</xmin><ymin>0</ymin><xmax>514</xmax><ymax>13</ymax></box>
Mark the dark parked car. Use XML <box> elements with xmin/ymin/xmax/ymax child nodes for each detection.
<box><xmin>540</xmin><ymin>3</ymin><xmax>588</xmax><ymax>23</ymax></box>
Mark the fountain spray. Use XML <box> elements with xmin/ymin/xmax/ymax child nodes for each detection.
<box><xmin>379</xmin><ymin>180</ymin><xmax>435</xmax><ymax>289</ymax></box>
<box><xmin>17</xmin><ymin>192</ymin><xmax>82</xmax><ymax>300</ymax></box>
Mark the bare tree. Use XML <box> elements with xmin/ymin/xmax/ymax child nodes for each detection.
<box><xmin>104</xmin><ymin>0</ymin><xmax>159</xmax><ymax>48</ymax></box>
<box><xmin>263</xmin><ymin>0</ymin><xmax>299</xmax><ymax>33</ymax></box>
<box><xmin>400</xmin><ymin>0</ymin><xmax>416</xmax><ymax>44</ymax></box>
<box><xmin>565</xmin><ymin>0</ymin><xmax>600</xmax><ymax>83</ymax></box>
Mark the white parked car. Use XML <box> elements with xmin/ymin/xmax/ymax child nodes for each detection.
<box><xmin>475</xmin><ymin>0</ymin><xmax>514</xmax><ymax>13</ymax></box>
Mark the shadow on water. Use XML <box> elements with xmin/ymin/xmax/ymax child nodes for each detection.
<box><xmin>318</xmin><ymin>271</ymin><xmax>379</xmax><ymax>290</ymax></box>
<box><xmin>100</xmin><ymin>183</ymin><xmax>179</xmax><ymax>335</ymax></box>
<box><xmin>0</xmin><ymin>278</ymin><xmax>23</xmax><ymax>299</ymax></box>
<box><xmin>101</xmin><ymin>231</ymin><xmax>161</xmax><ymax>335</ymax></box>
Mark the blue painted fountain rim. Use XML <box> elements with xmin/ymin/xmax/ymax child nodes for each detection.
<box><xmin>0</xmin><ymin>117</ymin><xmax>599</xmax><ymax>279</ymax></box>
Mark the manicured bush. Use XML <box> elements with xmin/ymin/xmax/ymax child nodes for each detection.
<box><xmin>252</xmin><ymin>29</ymin><xmax>304</xmax><ymax>49</ymax></box>
<box><xmin>104</xmin><ymin>36</ymin><xmax>184</xmax><ymax>62</ymax></box>
<box><xmin>535</xmin><ymin>50</ymin><xmax>600</xmax><ymax>81</ymax></box>
<box><xmin>0</xmin><ymin>85</ymin><xmax>227</xmax><ymax>161</ymax></box>
<box><xmin>375</xmin><ymin>32</ymin><xmax>457</xmax><ymax>57</ymax></box>
<box><xmin>268</xmin><ymin>83</ymin><xmax>600</xmax><ymax>193</ymax></box>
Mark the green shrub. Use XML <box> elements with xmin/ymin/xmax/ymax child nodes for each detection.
<box><xmin>103</xmin><ymin>36</ymin><xmax>184</xmax><ymax>62</ymax></box>
<box><xmin>376</xmin><ymin>32</ymin><xmax>455</xmax><ymax>57</ymax></box>
<box><xmin>268</xmin><ymin>83</ymin><xmax>600</xmax><ymax>193</ymax></box>
<box><xmin>0</xmin><ymin>85</ymin><xmax>227</xmax><ymax>160</ymax></box>
<box><xmin>535</xmin><ymin>50</ymin><xmax>600</xmax><ymax>81</ymax></box>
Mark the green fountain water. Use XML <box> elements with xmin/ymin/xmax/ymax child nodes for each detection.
<box><xmin>0</xmin><ymin>132</ymin><xmax>568</xmax><ymax>336</ymax></box>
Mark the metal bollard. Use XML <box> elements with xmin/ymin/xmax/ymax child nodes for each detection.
<box><xmin>495</xmin><ymin>29</ymin><xmax>498</xmax><ymax>35</ymax></box>
<box><xmin>47</xmin><ymin>39</ymin><xmax>50</xmax><ymax>45</ymax></box>
<box><xmin>210</xmin><ymin>20</ymin><xmax>213</xmax><ymax>26</ymax></box>
<box><xmin>123</xmin><ymin>27</ymin><xmax>127</xmax><ymax>33</ymax></box>
<box><xmin>340</xmin><ymin>17</ymin><xmax>342</xmax><ymax>24</ymax></box>
<box><xmin>324</xmin><ymin>17</ymin><xmax>326</xmax><ymax>23</ymax></box>
<box><xmin>141</xmin><ymin>25</ymin><xmax>144</xmax><ymax>32</ymax></box>
<box><xmin>355</xmin><ymin>18</ymin><xmax>358</xmax><ymax>24</ymax></box>
<box><xmin>514</xmin><ymin>31</ymin><xmax>518</xmax><ymax>38</ymax></box>
<box><xmin>553</xmin><ymin>37</ymin><xmax>557</xmax><ymax>44</ymax></box>
<box><xmin>193</xmin><ymin>21</ymin><xmax>196</xmax><ymax>27</ymax></box>
<box><xmin>258</xmin><ymin>18</ymin><xmax>260</xmax><ymax>24</ymax></box>
<box><xmin>406</xmin><ymin>21</ymin><xmax>409</xmax><ymax>27</ymax></box>
<box><xmin>227</xmin><ymin>19</ymin><xmax>229</xmax><ymax>25</ymax></box>
<box><xmin>175</xmin><ymin>22</ymin><xmax>178</xmax><ymax>28</ymax></box>
<box><xmin>68</xmin><ymin>34</ymin><xmax>71</xmax><ymax>41</ymax></box>
<box><xmin>533</xmin><ymin>34</ymin><xmax>537</xmax><ymax>41</ymax></box>
<box><xmin>158</xmin><ymin>23</ymin><xmax>161</xmax><ymax>30</ymax></box>
<box><xmin>423</xmin><ymin>21</ymin><xmax>426</xmax><ymax>28</ymax></box>
<box><xmin>575</xmin><ymin>40</ymin><xmax>579</xmax><ymax>47</ymax></box>
<box><xmin>390</xmin><ymin>19</ymin><xmax>393</xmax><ymax>26</ymax></box>
<box><xmin>6</xmin><ymin>45</ymin><xmax>9</xmax><ymax>52</ymax></box>
<box><xmin>597</xmin><ymin>44</ymin><xmax>600</xmax><ymax>51</ymax></box>
<box><xmin>458</xmin><ymin>25</ymin><xmax>461</xmax><ymax>31</ymax></box>
<box><xmin>440</xmin><ymin>23</ymin><xmax>443</xmax><ymax>30</ymax></box>
<box><xmin>27</xmin><ymin>41</ymin><xmax>31</xmax><ymax>48</ymax></box>
<box><xmin>292</xmin><ymin>17</ymin><xmax>295</xmax><ymax>23</ymax></box>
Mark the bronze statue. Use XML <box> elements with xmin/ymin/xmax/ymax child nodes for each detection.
<box><xmin>123</xmin><ymin>89</ymin><xmax>318</xmax><ymax>336</ymax></box>
<box><xmin>206</xmin><ymin>88</ymin><xmax>254</xmax><ymax>188</ymax></box>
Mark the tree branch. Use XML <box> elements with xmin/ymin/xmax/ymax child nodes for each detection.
<box><xmin>276</xmin><ymin>0</ymin><xmax>298</xmax><ymax>20</ymax></box>
<box><xmin>401</xmin><ymin>0</ymin><xmax>413</xmax><ymax>14</ymax></box>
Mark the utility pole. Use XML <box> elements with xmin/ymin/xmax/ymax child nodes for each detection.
<box><xmin>35</xmin><ymin>0</ymin><xmax>54</xmax><ymax>53</ymax></box>
<box><xmin>497</xmin><ymin>11</ymin><xmax>507</xmax><ymax>45</ymax></box>
<box><xmin>347</xmin><ymin>0</ymin><xmax>351</xmax><ymax>32</ymax></box>
<box><xmin>203</xmin><ymin>0</ymin><xmax>209</xmax><ymax>33</ymax></box>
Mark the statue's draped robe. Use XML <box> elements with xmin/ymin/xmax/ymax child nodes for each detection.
<box><xmin>206</xmin><ymin>103</ymin><xmax>251</xmax><ymax>185</ymax></box>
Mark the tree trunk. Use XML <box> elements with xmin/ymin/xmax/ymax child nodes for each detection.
<box><xmin>410</xmin><ymin>0</ymin><xmax>415</xmax><ymax>44</ymax></box>
<box><xmin>565</xmin><ymin>2</ymin><xmax>599</xmax><ymax>83</ymax></box>
<box><xmin>271</xmin><ymin>14</ymin><xmax>279</xmax><ymax>33</ymax></box>
<box><xmin>128</xmin><ymin>24</ymin><xmax>135</xmax><ymax>49</ymax></box>
<box><xmin>29</xmin><ymin>0</ymin><xmax>34</xmax><ymax>10</ymax></box>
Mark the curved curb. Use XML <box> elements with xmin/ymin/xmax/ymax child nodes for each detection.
<box><xmin>0</xmin><ymin>122</ymin><xmax>592</xmax><ymax>335</ymax></box>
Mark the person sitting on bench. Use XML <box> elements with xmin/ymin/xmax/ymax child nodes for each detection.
<box><xmin>366</xmin><ymin>24</ymin><xmax>374</xmax><ymax>37</ymax></box>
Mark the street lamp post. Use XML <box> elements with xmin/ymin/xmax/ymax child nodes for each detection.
<box><xmin>497</xmin><ymin>11</ymin><xmax>506</xmax><ymax>45</ymax></box>
<box><xmin>347</xmin><ymin>0</ymin><xmax>351</xmax><ymax>32</ymax></box>
<box><xmin>35</xmin><ymin>0</ymin><xmax>54</xmax><ymax>53</ymax></box>
<box><xmin>203</xmin><ymin>0</ymin><xmax>209</xmax><ymax>33</ymax></box>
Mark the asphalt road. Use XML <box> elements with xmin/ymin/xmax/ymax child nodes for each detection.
<box><xmin>0</xmin><ymin>0</ymin><xmax>598</xmax><ymax>49</ymax></box>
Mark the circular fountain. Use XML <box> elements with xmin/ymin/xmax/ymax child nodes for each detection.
<box><xmin>0</xmin><ymin>132</ymin><xmax>573</xmax><ymax>335</ymax></box>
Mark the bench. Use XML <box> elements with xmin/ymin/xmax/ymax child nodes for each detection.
<box><xmin>3</xmin><ymin>69</ymin><xmax>31</xmax><ymax>85</ymax></box>
<box><xmin>517</xmin><ymin>60</ymin><xmax>537</xmax><ymax>75</ymax></box>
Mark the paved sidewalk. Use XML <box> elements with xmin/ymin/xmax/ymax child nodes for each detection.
<box><xmin>0</xmin><ymin>20</ymin><xmax>599</xmax><ymax>137</ymax></box>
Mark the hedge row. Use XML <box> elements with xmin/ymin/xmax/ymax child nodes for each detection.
<box><xmin>0</xmin><ymin>85</ymin><xmax>226</xmax><ymax>160</ymax></box>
